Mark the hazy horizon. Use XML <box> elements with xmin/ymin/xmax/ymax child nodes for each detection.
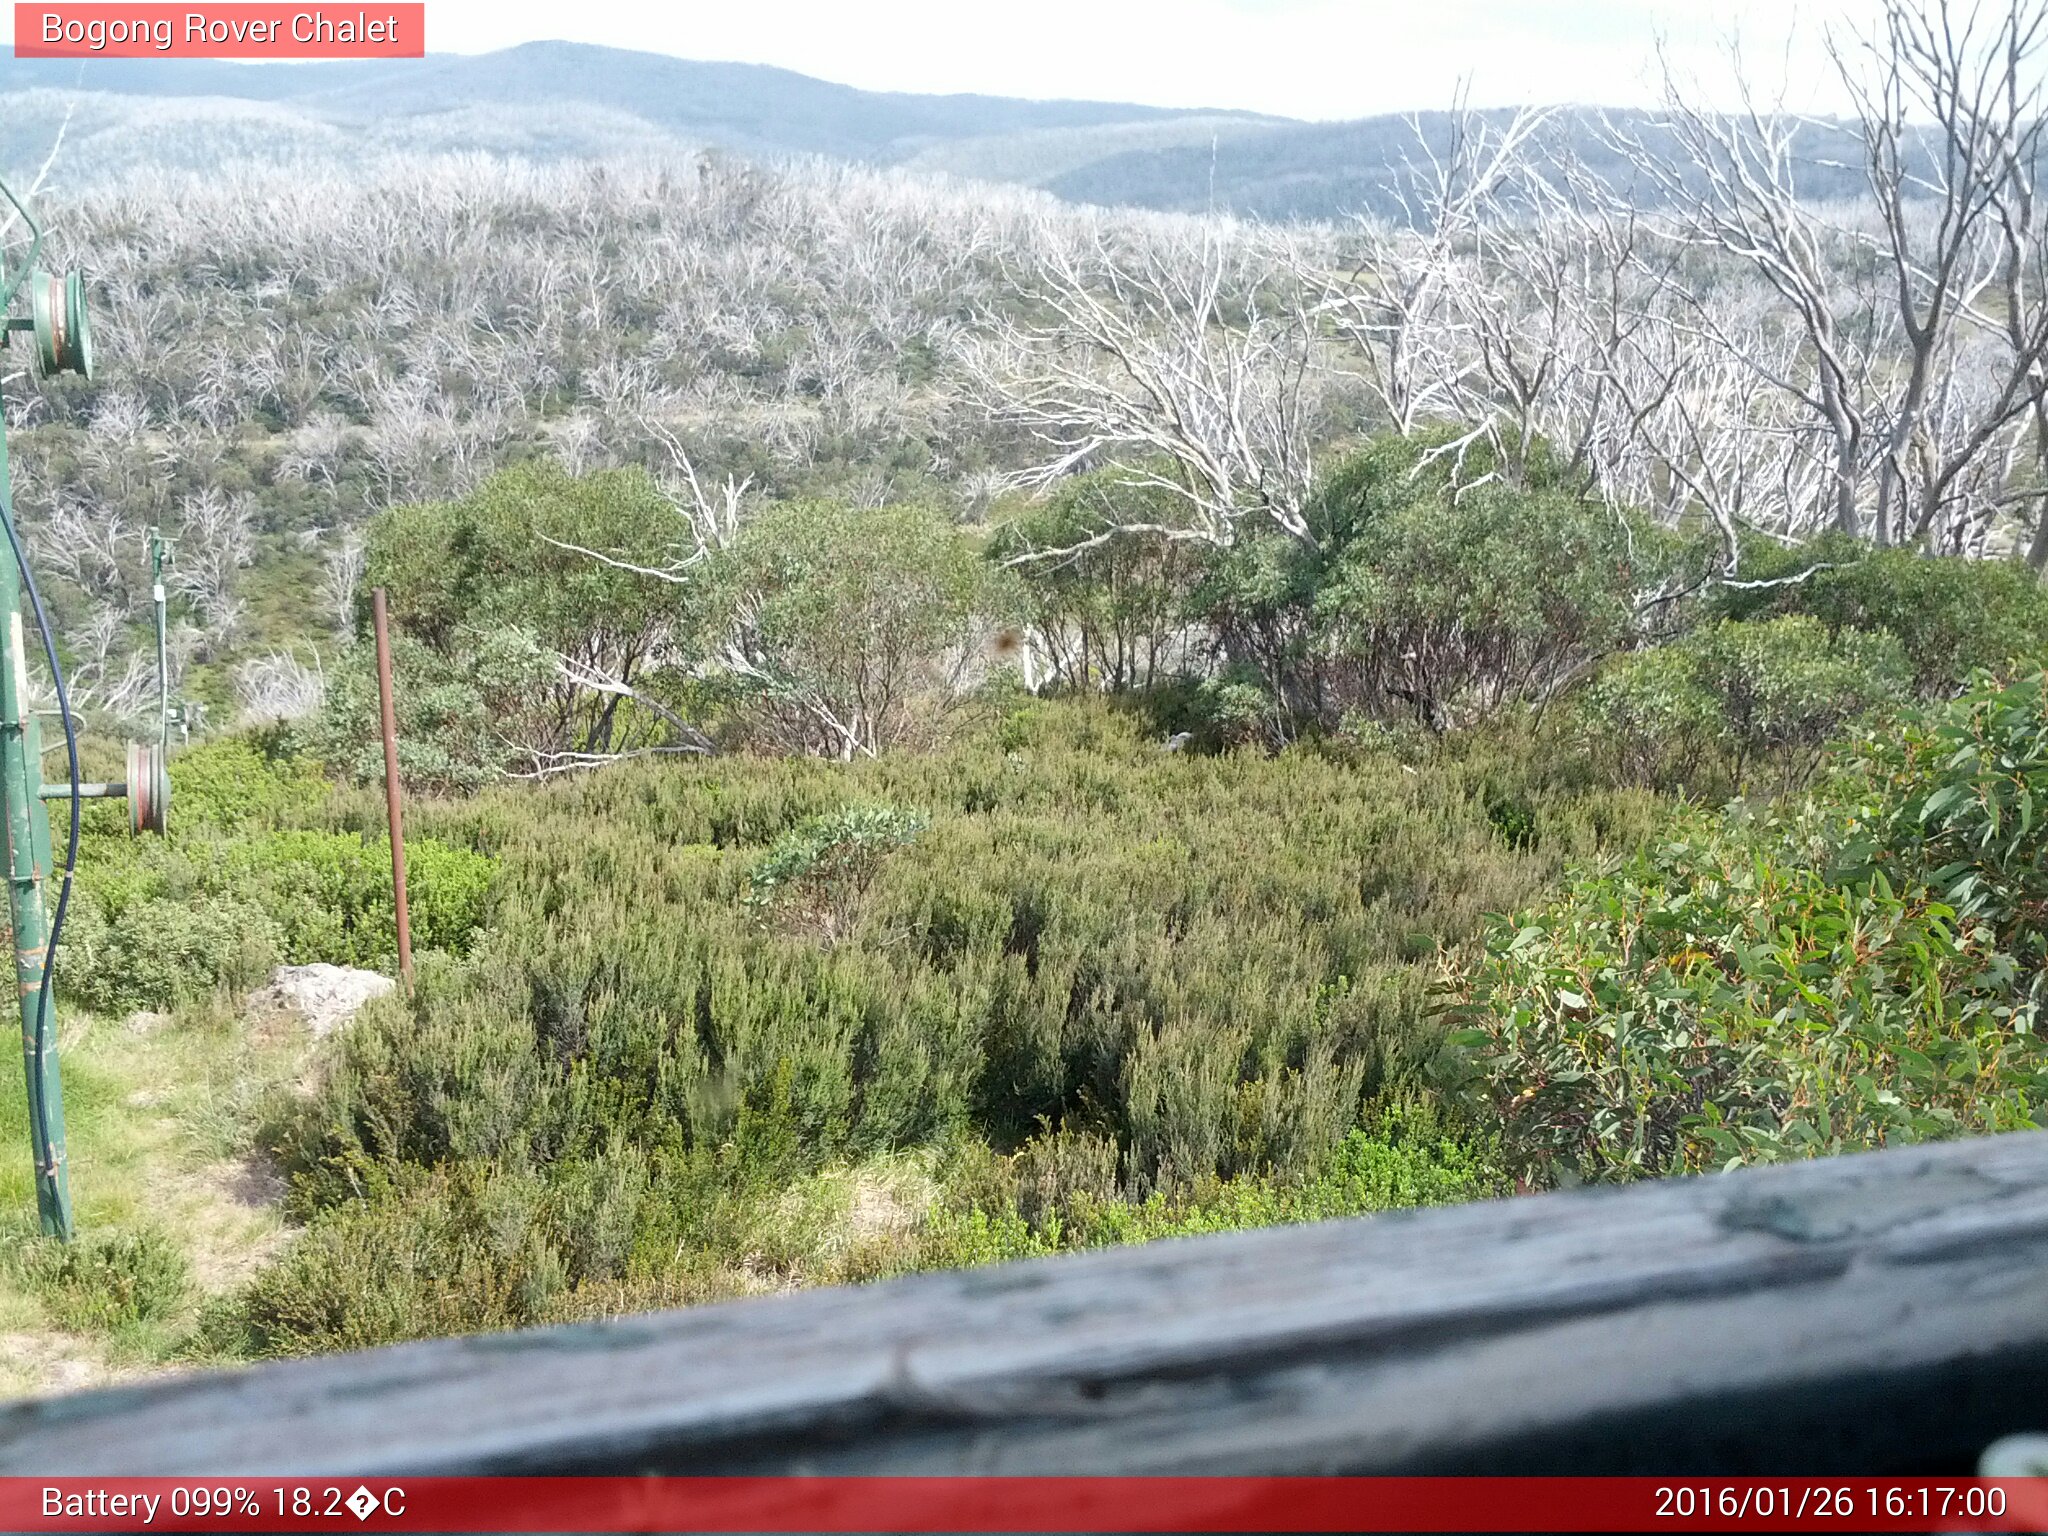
<box><xmin>2</xmin><ymin>1</ymin><xmax>1885</xmax><ymax>122</ymax></box>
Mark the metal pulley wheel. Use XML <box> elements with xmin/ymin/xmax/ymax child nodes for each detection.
<box><xmin>126</xmin><ymin>740</ymin><xmax>168</xmax><ymax>836</ymax></box>
<box><xmin>30</xmin><ymin>269</ymin><xmax>92</xmax><ymax>380</ymax></box>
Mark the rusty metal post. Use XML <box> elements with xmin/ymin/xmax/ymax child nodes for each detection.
<box><xmin>371</xmin><ymin>589</ymin><xmax>414</xmax><ymax>989</ymax></box>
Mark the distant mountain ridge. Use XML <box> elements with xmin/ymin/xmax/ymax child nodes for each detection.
<box><xmin>1</xmin><ymin>42</ymin><xmax>1290</xmax><ymax>175</ymax></box>
<box><xmin>0</xmin><ymin>42</ymin><xmax>1887</xmax><ymax>221</ymax></box>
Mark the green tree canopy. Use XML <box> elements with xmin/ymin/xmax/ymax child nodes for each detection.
<box><xmin>345</xmin><ymin>462</ymin><xmax>704</xmax><ymax>781</ymax></box>
<box><xmin>707</xmin><ymin>499</ymin><xmax>1009</xmax><ymax>758</ymax></box>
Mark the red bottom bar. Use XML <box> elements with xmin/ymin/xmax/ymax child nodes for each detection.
<box><xmin>5</xmin><ymin>1476</ymin><xmax>2048</xmax><ymax>1533</ymax></box>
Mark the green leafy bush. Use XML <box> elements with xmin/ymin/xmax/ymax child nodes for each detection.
<box><xmin>1188</xmin><ymin>431</ymin><xmax>1673</xmax><ymax>736</ymax></box>
<box><xmin>1445</xmin><ymin>670</ymin><xmax>2048</xmax><ymax>1188</ymax></box>
<box><xmin>1713</xmin><ymin>541</ymin><xmax>2048</xmax><ymax>696</ymax></box>
<box><xmin>337</xmin><ymin>463</ymin><xmax>703</xmax><ymax>786</ymax></box>
<box><xmin>746</xmin><ymin>803</ymin><xmax>928</xmax><ymax>942</ymax></box>
<box><xmin>227</xmin><ymin>1164</ymin><xmax>577</xmax><ymax>1357</ymax></box>
<box><xmin>1802</xmin><ymin>551</ymin><xmax>2048</xmax><ymax>693</ymax></box>
<box><xmin>1317</xmin><ymin>481</ymin><xmax>1646</xmax><ymax>729</ymax></box>
<box><xmin>291</xmin><ymin>633</ymin><xmax>512</xmax><ymax>793</ymax></box>
<box><xmin>1145</xmin><ymin>669</ymin><xmax>1278</xmax><ymax>751</ymax></box>
<box><xmin>918</xmin><ymin>1101</ymin><xmax>1506</xmax><ymax>1267</ymax></box>
<box><xmin>707</xmin><ymin>498</ymin><xmax>1012</xmax><ymax>758</ymax></box>
<box><xmin>1838</xmin><ymin>666</ymin><xmax>2048</xmax><ymax>1025</ymax></box>
<box><xmin>1579</xmin><ymin>618</ymin><xmax>1909</xmax><ymax>792</ymax></box>
<box><xmin>990</xmin><ymin>471</ymin><xmax>1203</xmax><ymax>693</ymax></box>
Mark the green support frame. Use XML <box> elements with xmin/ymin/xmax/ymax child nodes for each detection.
<box><xmin>0</xmin><ymin>418</ymin><xmax>67</xmax><ymax>1238</ymax></box>
<box><xmin>3</xmin><ymin>171</ymin><xmax>104</xmax><ymax>1242</ymax></box>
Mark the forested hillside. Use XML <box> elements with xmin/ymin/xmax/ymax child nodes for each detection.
<box><xmin>3</xmin><ymin>0</ymin><xmax>2048</xmax><ymax>1394</ymax></box>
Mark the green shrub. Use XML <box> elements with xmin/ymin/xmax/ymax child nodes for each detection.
<box><xmin>221</xmin><ymin>830</ymin><xmax>495</xmax><ymax>964</ymax></box>
<box><xmin>1445</xmin><ymin>670</ymin><xmax>2048</xmax><ymax>1188</ymax></box>
<box><xmin>708</xmin><ymin>498</ymin><xmax>1012</xmax><ymax>758</ymax></box>
<box><xmin>1805</xmin><ymin>552</ymin><xmax>2048</xmax><ymax>693</ymax></box>
<box><xmin>290</xmin><ymin>633</ymin><xmax>515</xmax><ymax>793</ymax></box>
<box><xmin>746</xmin><ymin>803</ymin><xmax>927</xmax><ymax>943</ymax></box>
<box><xmin>1164</xmin><ymin>670</ymin><xmax>1277</xmax><ymax>751</ymax></box>
<box><xmin>990</xmin><ymin>471</ymin><xmax>1203</xmax><ymax>693</ymax></box>
<box><xmin>1576</xmin><ymin>643</ymin><xmax>1724</xmax><ymax>788</ymax></box>
<box><xmin>1189</xmin><ymin>430</ymin><xmax>1678</xmax><ymax>736</ymax></box>
<box><xmin>920</xmin><ymin>1102</ymin><xmax>1505</xmax><ymax>1266</ymax></box>
<box><xmin>168</xmin><ymin>735</ymin><xmax>330</xmax><ymax>833</ymax></box>
<box><xmin>228</xmin><ymin>1165</ymin><xmax>571</xmax><ymax>1357</ymax></box>
<box><xmin>1313</xmin><ymin>464</ymin><xmax>1655</xmax><ymax>731</ymax></box>
<box><xmin>56</xmin><ymin>893</ymin><xmax>281</xmax><ymax>1014</ymax></box>
<box><xmin>353</xmin><ymin>463</ymin><xmax>701</xmax><ymax>783</ymax></box>
<box><xmin>405</xmin><ymin>838</ymin><xmax>498</xmax><ymax>956</ymax></box>
<box><xmin>1484</xmin><ymin>791</ymin><xmax>1541</xmax><ymax>850</ymax></box>
<box><xmin>1838</xmin><ymin>665</ymin><xmax>2048</xmax><ymax>1026</ymax></box>
<box><xmin>1579</xmin><ymin>618</ymin><xmax>1909</xmax><ymax>792</ymax></box>
<box><xmin>58</xmin><ymin>824</ymin><xmax>495</xmax><ymax>1011</ymax></box>
<box><xmin>1712</xmin><ymin>541</ymin><xmax>2048</xmax><ymax>696</ymax></box>
<box><xmin>12</xmin><ymin>1229</ymin><xmax>192</xmax><ymax>1332</ymax></box>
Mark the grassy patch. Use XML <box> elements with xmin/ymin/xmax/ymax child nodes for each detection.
<box><xmin>0</xmin><ymin>999</ymin><xmax>311</xmax><ymax>1395</ymax></box>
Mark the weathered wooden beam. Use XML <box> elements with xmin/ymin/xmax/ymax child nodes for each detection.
<box><xmin>4</xmin><ymin>1133</ymin><xmax>2046</xmax><ymax>1475</ymax></box>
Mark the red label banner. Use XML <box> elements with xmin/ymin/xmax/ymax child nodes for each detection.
<box><xmin>3</xmin><ymin>1477</ymin><xmax>2047</xmax><ymax>1532</ymax></box>
<box><xmin>13</xmin><ymin>4</ymin><xmax>423</xmax><ymax>58</ymax></box>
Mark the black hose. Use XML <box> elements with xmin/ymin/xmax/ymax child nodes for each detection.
<box><xmin>0</xmin><ymin>505</ymin><xmax>78</xmax><ymax>1210</ymax></box>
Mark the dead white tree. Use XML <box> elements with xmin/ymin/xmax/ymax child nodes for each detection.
<box><xmin>319</xmin><ymin>530</ymin><xmax>364</xmax><ymax>634</ymax></box>
<box><xmin>968</xmin><ymin>218</ymin><xmax>1328</xmax><ymax>559</ymax></box>
<box><xmin>171</xmin><ymin>486</ymin><xmax>256</xmax><ymax>646</ymax></box>
<box><xmin>1317</xmin><ymin>99</ymin><xmax>1555</xmax><ymax>443</ymax></box>
<box><xmin>233</xmin><ymin>647</ymin><xmax>326</xmax><ymax>725</ymax></box>
<box><xmin>1836</xmin><ymin>0</ymin><xmax>2048</xmax><ymax>549</ymax></box>
<box><xmin>1617</xmin><ymin>1</ymin><xmax>2048</xmax><ymax>555</ymax></box>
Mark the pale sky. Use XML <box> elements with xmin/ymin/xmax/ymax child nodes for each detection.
<box><xmin>5</xmin><ymin>1</ymin><xmax>1886</xmax><ymax>121</ymax></box>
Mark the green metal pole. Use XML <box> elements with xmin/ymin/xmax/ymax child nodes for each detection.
<box><xmin>150</xmin><ymin>528</ymin><xmax>168</xmax><ymax>751</ymax></box>
<box><xmin>0</xmin><ymin>420</ymin><xmax>69</xmax><ymax>1238</ymax></box>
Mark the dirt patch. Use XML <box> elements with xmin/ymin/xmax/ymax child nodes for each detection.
<box><xmin>174</xmin><ymin>1153</ymin><xmax>291</xmax><ymax>1294</ymax></box>
<box><xmin>846</xmin><ymin>1172</ymin><xmax>926</xmax><ymax>1245</ymax></box>
<box><xmin>0</xmin><ymin>1331</ymin><xmax>120</xmax><ymax>1399</ymax></box>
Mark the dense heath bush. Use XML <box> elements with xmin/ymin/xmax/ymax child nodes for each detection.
<box><xmin>225</xmin><ymin>698</ymin><xmax>1669</xmax><ymax>1351</ymax></box>
<box><xmin>1577</xmin><ymin>617</ymin><xmax>1911</xmax><ymax>793</ymax></box>
<box><xmin>7</xmin><ymin>1228</ymin><xmax>192</xmax><ymax>1333</ymax></box>
<box><xmin>58</xmin><ymin>826</ymin><xmax>494</xmax><ymax>1013</ymax></box>
<box><xmin>165</xmin><ymin>736</ymin><xmax>332</xmax><ymax>833</ymax></box>
<box><xmin>292</xmin><ymin>630</ymin><xmax>551</xmax><ymax>794</ymax></box>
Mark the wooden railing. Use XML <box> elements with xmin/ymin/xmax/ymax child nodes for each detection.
<box><xmin>2</xmin><ymin>1132</ymin><xmax>2045</xmax><ymax>1476</ymax></box>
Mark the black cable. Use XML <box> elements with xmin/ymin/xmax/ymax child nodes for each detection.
<box><xmin>0</xmin><ymin>505</ymin><xmax>78</xmax><ymax>1211</ymax></box>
